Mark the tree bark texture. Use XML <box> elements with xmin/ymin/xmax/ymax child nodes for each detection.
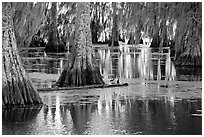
<box><xmin>2</xmin><ymin>3</ymin><xmax>42</xmax><ymax>107</ymax></box>
<box><xmin>55</xmin><ymin>2</ymin><xmax>104</xmax><ymax>87</ymax></box>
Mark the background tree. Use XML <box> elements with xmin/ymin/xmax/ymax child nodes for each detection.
<box><xmin>2</xmin><ymin>2</ymin><xmax>44</xmax><ymax>107</ymax></box>
<box><xmin>55</xmin><ymin>2</ymin><xmax>104</xmax><ymax>87</ymax></box>
<box><xmin>21</xmin><ymin>2</ymin><xmax>200</xmax><ymax>66</ymax></box>
<box><xmin>90</xmin><ymin>2</ymin><xmax>112</xmax><ymax>44</ymax></box>
<box><xmin>57</xmin><ymin>2</ymin><xmax>76</xmax><ymax>52</ymax></box>
<box><xmin>13</xmin><ymin>2</ymin><xmax>47</xmax><ymax>49</ymax></box>
<box><xmin>90</xmin><ymin>2</ymin><xmax>101</xmax><ymax>44</ymax></box>
<box><xmin>44</xmin><ymin>2</ymin><xmax>66</xmax><ymax>53</ymax></box>
<box><xmin>110</xmin><ymin>2</ymin><xmax>119</xmax><ymax>47</ymax></box>
<box><xmin>173</xmin><ymin>2</ymin><xmax>202</xmax><ymax>66</ymax></box>
<box><xmin>118</xmin><ymin>2</ymin><xmax>201</xmax><ymax>66</ymax></box>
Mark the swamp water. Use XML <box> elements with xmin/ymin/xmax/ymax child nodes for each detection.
<box><xmin>2</xmin><ymin>46</ymin><xmax>202</xmax><ymax>135</ymax></box>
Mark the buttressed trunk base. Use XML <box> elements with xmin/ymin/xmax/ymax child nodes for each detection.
<box><xmin>55</xmin><ymin>2</ymin><xmax>105</xmax><ymax>87</ymax></box>
<box><xmin>2</xmin><ymin>3</ymin><xmax>42</xmax><ymax>107</ymax></box>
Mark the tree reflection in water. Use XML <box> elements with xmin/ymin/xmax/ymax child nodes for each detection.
<box><xmin>2</xmin><ymin>107</ymin><xmax>42</xmax><ymax>122</ymax></box>
<box><xmin>4</xmin><ymin>44</ymin><xmax>200</xmax><ymax>135</ymax></box>
<box><xmin>95</xmin><ymin>44</ymin><xmax>176</xmax><ymax>81</ymax></box>
<box><xmin>2</xmin><ymin>106</ymin><xmax>42</xmax><ymax>135</ymax></box>
<box><xmin>3</xmin><ymin>88</ymin><xmax>202</xmax><ymax>135</ymax></box>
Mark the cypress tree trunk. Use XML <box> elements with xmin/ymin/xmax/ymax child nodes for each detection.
<box><xmin>55</xmin><ymin>2</ymin><xmax>104</xmax><ymax>87</ymax></box>
<box><xmin>2</xmin><ymin>3</ymin><xmax>42</xmax><ymax>107</ymax></box>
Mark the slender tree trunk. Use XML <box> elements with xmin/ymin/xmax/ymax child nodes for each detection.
<box><xmin>55</xmin><ymin>2</ymin><xmax>104</xmax><ymax>87</ymax></box>
<box><xmin>2</xmin><ymin>3</ymin><xmax>42</xmax><ymax>107</ymax></box>
<box><xmin>111</xmin><ymin>2</ymin><xmax>119</xmax><ymax>48</ymax></box>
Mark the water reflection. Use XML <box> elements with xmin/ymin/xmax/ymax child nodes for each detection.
<box><xmin>2</xmin><ymin>107</ymin><xmax>42</xmax><ymax>135</ymax></box>
<box><xmin>20</xmin><ymin>45</ymin><xmax>201</xmax><ymax>86</ymax></box>
<box><xmin>7</xmin><ymin>46</ymin><xmax>201</xmax><ymax>135</ymax></box>
<box><xmin>2</xmin><ymin>107</ymin><xmax>42</xmax><ymax>122</ymax></box>
<box><xmin>95</xmin><ymin>45</ymin><xmax>176</xmax><ymax>80</ymax></box>
<box><xmin>20</xmin><ymin>45</ymin><xmax>202</xmax><ymax>90</ymax></box>
<box><xmin>3</xmin><ymin>87</ymin><xmax>201</xmax><ymax>135</ymax></box>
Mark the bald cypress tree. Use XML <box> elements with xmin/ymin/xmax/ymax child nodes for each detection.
<box><xmin>2</xmin><ymin>2</ymin><xmax>45</xmax><ymax>107</ymax></box>
<box><xmin>55</xmin><ymin>2</ymin><xmax>104</xmax><ymax>87</ymax></box>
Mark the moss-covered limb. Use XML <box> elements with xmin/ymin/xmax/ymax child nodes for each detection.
<box><xmin>2</xmin><ymin>2</ymin><xmax>42</xmax><ymax>107</ymax></box>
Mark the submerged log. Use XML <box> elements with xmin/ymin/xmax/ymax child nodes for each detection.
<box><xmin>39</xmin><ymin>83</ymin><xmax>129</xmax><ymax>92</ymax></box>
<box><xmin>2</xmin><ymin>3</ymin><xmax>42</xmax><ymax>107</ymax></box>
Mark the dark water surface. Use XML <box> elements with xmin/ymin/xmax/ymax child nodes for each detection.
<box><xmin>2</xmin><ymin>86</ymin><xmax>202</xmax><ymax>135</ymax></box>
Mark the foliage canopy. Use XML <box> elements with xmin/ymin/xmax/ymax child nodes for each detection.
<box><xmin>13</xmin><ymin>2</ymin><xmax>202</xmax><ymax>66</ymax></box>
